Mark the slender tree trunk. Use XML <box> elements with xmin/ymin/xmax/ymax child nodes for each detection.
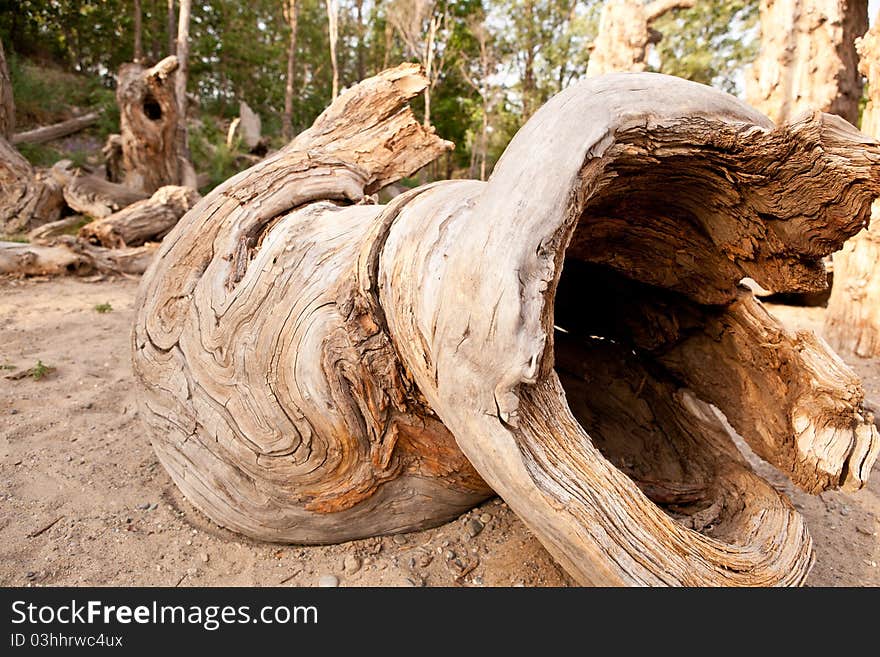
<box><xmin>355</xmin><ymin>0</ymin><xmax>365</xmax><ymax>81</ymax></box>
<box><xmin>174</xmin><ymin>0</ymin><xmax>195</xmax><ymax>187</ymax></box>
<box><xmin>326</xmin><ymin>0</ymin><xmax>339</xmax><ymax>100</ymax></box>
<box><xmin>825</xmin><ymin>12</ymin><xmax>880</xmax><ymax>356</ymax></box>
<box><xmin>522</xmin><ymin>0</ymin><xmax>535</xmax><ymax>118</ymax></box>
<box><xmin>423</xmin><ymin>16</ymin><xmax>438</xmax><ymax>128</ymax></box>
<box><xmin>746</xmin><ymin>0</ymin><xmax>867</xmax><ymax>126</ymax></box>
<box><xmin>166</xmin><ymin>0</ymin><xmax>176</xmax><ymax>57</ymax></box>
<box><xmin>282</xmin><ymin>0</ymin><xmax>299</xmax><ymax>141</ymax></box>
<box><xmin>0</xmin><ymin>38</ymin><xmax>14</xmax><ymax>140</ymax></box>
<box><xmin>151</xmin><ymin>0</ymin><xmax>161</xmax><ymax>60</ymax></box>
<box><xmin>134</xmin><ymin>0</ymin><xmax>144</xmax><ymax>63</ymax></box>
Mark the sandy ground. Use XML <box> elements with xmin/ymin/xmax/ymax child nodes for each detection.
<box><xmin>1</xmin><ymin>276</ymin><xmax>878</xmax><ymax>587</ymax></box>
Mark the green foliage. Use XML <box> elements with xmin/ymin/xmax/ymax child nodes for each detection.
<box><xmin>94</xmin><ymin>303</ymin><xmax>113</xmax><ymax>313</ymax></box>
<box><xmin>2</xmin><ymin>0</ymin><xmax>768</xmax><ymax>183</ymax></box>
<box><xmin>30</xmin><ymin>360</ymin><xmax>52</xmax><ymax>380</ymax></box>
<box><xmin>652</xmin><ymin>0</ymin><xmax>759</xmax><ymax>94</ymax></box>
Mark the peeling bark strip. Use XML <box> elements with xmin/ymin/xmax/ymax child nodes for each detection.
<box><xmin>135</xmin><ymin>70</ymin><xmax>880</xmax><ymax>585</ymax></box>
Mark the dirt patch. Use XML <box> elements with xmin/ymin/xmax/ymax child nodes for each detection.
<box><xmin>1</xmin><ymin>277</ymin><xmax>877</xmax><ymax>586</ymax></box>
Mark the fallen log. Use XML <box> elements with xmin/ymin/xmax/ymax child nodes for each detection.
<box><xmin>0</xmin><ymin>237</ymin><xmax>157</xmax><ymax>277</ymax></box>
<box><xmin>11</xmin><ymin>111</ymin><xmax>101</xmax><ymax>146</ymax></box>
<box><xmin>78</xmin><ymin>185</ymin><xmax>199</xmax><ymax>248</ymax></box>
<box><xmin>63</xmin><ymin>172</ymin><xmax>149</xmax><ymax>219</ymax></box>
<box><xmin>0</xmin><ymin>240</ymin><xmax>91</xmax><ymax>276</ymax></box>
<box><xmin>133</xmin><ymin>68</ymin><xmax>880</xmax><ymax>586</ymax></box>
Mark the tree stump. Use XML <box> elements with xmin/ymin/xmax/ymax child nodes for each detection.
<box><xmin>117</xmin><ymin>56</ymin><xmax>186</xmax><ymax>193</ymax></box>
<box><xmin>134</xmin><ymin>68</ymin><xmax>880</xmax><ymax>586</ymax></box>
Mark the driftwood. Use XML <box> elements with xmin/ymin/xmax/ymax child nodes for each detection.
<box><xmin>117</xmin><ymin>56</ymin><xmax>188</xmax><ymax>193</ymax></box>
<box><xmin>133</xmin><ymin>68</ymin><xmax>880</xmax><ymax>586</ymax></box>
<box><xmin>79</xmin><ymin>185</ymin><xmax>199</xmax><ymax>248</ymax></box>
<box><xmin>12</xmin><ymin>112</ymin><xmax>101</xmax><ymax>146</ymax></box>
<box><xmin>825</xmin><ymin>14</ymin><xmax>880</xmax><ymax>357</ymax></box>
<box><xmin>586</xmin><ymin>0</ymin><xmax>695</xmax><ymax>76</ymax></box>
<box><xmin>63</xmin><ymin>172</ymin><xmax>149</xmax><ymax>219</ymax></box>
<box><xmin>746</xmin><ymin>0</ymin><xmax>867</xmax><ymax>125</ymax></box>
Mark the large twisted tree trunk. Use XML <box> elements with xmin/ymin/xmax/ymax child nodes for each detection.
<box><xmin>134</xmin><ymin>68</ymin><xmax>880</xmax><ymax>586</ymax></box>
<box><xmin>746</xmin><ymin>0</ymin><xmax>867</xmax><ymax>126</ymax></box>
<box><xmin>825</xmin><ymin>13</ymin><xmax>880</xmax><ymax>356</ymax></box>
<box><xmin>586</xmin><ymin>0</ymin><xmax>695</xmax><ymax>76</ymax></box>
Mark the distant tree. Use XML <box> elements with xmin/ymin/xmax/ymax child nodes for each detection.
<box><xmin>282</xmin><ymin>0</ymin><xmax>299</xmax><ymax>140</ymax></box>
<box><xmin>167</xmin><ymin>0</ymin><xmax>177</xmax><ymax>56</ymax></box>
<box><xmin>0</xmin><ymin>37</ymin><xmax>13</xmax><ymax>140</ymax></box>
<box><xmin>587</xmin><ymin>0</ymin><xmax>695</xmax><ymax>77</ymax></box>
<box><xmin>134</xmin><ymin>0</ymin><xmax>144</xmax><ymax>62</ymax></box>
<box><xmin>746</xmin><ymin>0</ymin><xmax>866</xmax><ymax>125</ymax></box>
<box><xmin>175</xmin><ymin>0</ymin><xmax>196</xmax><ymax>187</ymax></box>
<box><xmin>326</xmin><ymin>0</ymin><xmax>339</xmax><ymax>99</ymax></box>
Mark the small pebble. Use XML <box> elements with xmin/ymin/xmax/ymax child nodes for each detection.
<box><xmin>200</xmin><ymin>552</ymin><xmax>209</xmax><ymax>563</ymax></box>
<box><xmin>392</xmin><ymin>534</ymin><xmax>406</xmax><ymax>545</ymax></box>
<box><xmin>10</xmin><ymin>409</ymin><xmax>18</xmax><ymax>415</ymax></box>
<box><xmin>149</xmin><ymin>503</ymin><xmax>158</xmax><ymax>511</ymax></box>
<box><xmin>856</xmin><ymin>526</ymin><xmax>875</xmax><ymax>536</ymax></box>
<box><xmin>25</xmin><ymin>571</ymin><xmax>36</xmax><ymax>580</ymax></box>
<box><xmin>318</xmin><ymin>574</ymin><xmax>339</xmax><ymax>587</ymax></box>
<box><xmin>466</xmin><ymin>519</ymin><xmax>484</xmax><ymax>538</ymax></box>
<box><xmin>136</xmin><ymin>503</ymin><xmax>150</xmax><ymax>510</ymax></box>
<box><xmin>343</xmin><ymin>555</ymin><xmax>361</xmax><ymax>575</ymax></box>
<box><xmin>444</xmin><ymin>549</ymin><xmax>455</xmax><ymax>560</ymax></box>
<box><xmin>840</xmin><ymin>507</ymin><xmax>850</xmax><ymax>516</ymax></box>
<box><xmin>479</xmin><ymin>513</ymin><xmax>492</xmax><ymax>523</ymax></box>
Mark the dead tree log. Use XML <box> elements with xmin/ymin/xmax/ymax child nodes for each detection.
<box><xmin>586</xmin><ymin>0</ymin><xmax>695</xmax><ymax>76</ymax></box>
<box><xmin>0</xmin><ymin>240</ymin><xmax>92</xmax><ymax>276</ymax></box>
<box><xmin>825</xmin><ymin>14</ymin><xmax>880</xmax><ymax>357</ymax></box>
<box><xmin>63</xmin><ymin>172</ymin><xmax>149</xmax><ymax>219</ymax></box>
<box><xmin>133</xmin><ymin>69</ymin><xmax>880</xmax><ymax>586</ymax></box>
<box><xmin>79</xmin><ymin>185</ymin><xmax>198</xmax><ymax>248</ymax></box>
<box><xmin>0</xmin><ymin>140</ymin><xmax>66</xmax><ymax>234</ymax></box>
<box><xmin>0</xmin><ymin>238</ymin><xmax>157</xmax><ymax>276</ymax></box>
<box><xmin>746</xmin><ymin>0</ymin><xmax>867</xmax><ymax>126</ymax></box>
<box><xmin>11</xmin><ymin>112</ymin><xmax>100</xmax><ymax>146</ymax></box>
<box><xmin>117</xmin><ymin>56</ymin><xmax>185</xmax><ymax>193</ymax></box>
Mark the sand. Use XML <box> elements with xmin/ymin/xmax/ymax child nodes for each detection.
<box><xmin>1</xmin><ymin>277</ymin><xmax>878</xmax><ymax>587</ymax></box>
